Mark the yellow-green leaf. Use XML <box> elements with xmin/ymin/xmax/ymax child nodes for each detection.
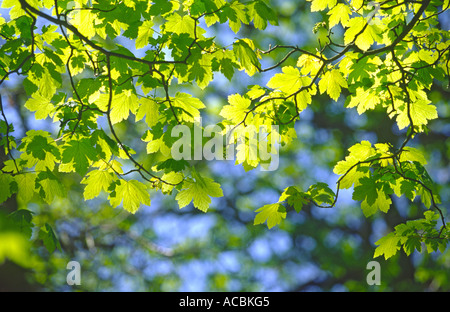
<box><xmin>254</xmin><ymin>203</ymin><xmax>286</xmax><ymax>229</ymax></box>
<box><xmin>175</xmin><ymin>172</ymin><xmax>223</xmax><ymax>212</ymax></box>
<box><xmin>318</xmin><ymin>69</ymin><xmax>348</xmax><ymax>101</ymax></box>
<box><xmin>109</xmin><ymin>179</ymin><xmax>150</xmax><ymax>214</ymax></box>
<box><xmin>396</xmin><ymin>99</ymin><xmax>438</xmax><ymax>130</ymax></box>
<box><xmin>267</xmin><ymin>66</ymin><xmax>303</xmax><ymax>94</ymax></box>
<box><xmin>136</xmin><ymin>20</ymin><xmax>154</xmax><ymax>49</ymax></box>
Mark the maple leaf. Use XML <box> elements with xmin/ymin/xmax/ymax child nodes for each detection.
<box><xmin>254</xmin><ymin>203</ymin><xmax>286</xmax><ymax>229</ymax></box>
<box><xmin>175</xmin><ymin>170</ymin><xmax>223</xmax><ymax>212</ymax></box>
<box><xmin>374</xmin><ymin>232</ymin><xmax>401</xmax><ymax>260</ymax></box>
<box><xmin>62</xmin><ymin>137</ymin><xmax>99</xmax><ymax>176</ymax></box>
<box><xmin>109</xmin><ymin>179</ymin><xmax>151</xmax><ymax>214</ymax></box>
<box><xmin>318</xmin><ymin>69</ymin><xmax>348</xmax><ymax>101</ymax></box>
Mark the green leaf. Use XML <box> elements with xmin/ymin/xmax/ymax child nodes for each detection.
<box><xmin>8</xmin><ymin>209</ymin><xmax>34</xmax><ymax>239</ymax></box>
<box><xmin>347</xmin><ymin>87</ymin><xmax>381</xmax><ymax>114</ymax></box>
<box><xmin>97</xmin><ymin>89</ymin><xmax>139</xmax><ymax>124</ymax></box>
<box><xmin>278</xmin><ymin>186</ymin><xmax>310</xmax><ymax>213</ymax></box>
<box><xmin>81</xmin><ymin>170</ymin><xmax>116</xmax><ymax>200</ymax></box>
<box><xmin>14</xmin><ymin>173</ymin><xmax>36</xmax><ymax>202</ymax></box>
<box><xmin>254</xmin><ymin>203</ymin><xmax>286</xmax><ymax>229</ymax></box>
<box><xmin>135</xmin><ymin>20</ymin><xmax>154</xmax><ymax>49</ymax></box>
<box><xmin>374</xmin><ymin>232</ymin><xmax>401</xmax><ymax>260</ymax></box>
<box><xmin>35</xmin><ymin>170</ymin><xmax>66</xmax><ymax>204</ymax></box>
<box><xmin>399</xmin><ymin>147</ymin><xmax>427</xmax><ymax>165</ymax></box>
<box><xmin>26</xmin><ymin>134</ymin><xmax>55</xmax><ymax>160</ymax></box>
<box><xmin>156</xmin><ymin>159</ymin><xmax>189</xmax><ymax>173</ymax></box>
<box><xmin>38</xmin><ymin>223</ymin><xmax>62</xmax><ymax>253</ymax></box>
<box><xmin>222</xmin><ymin>1</ymin><xmax>249</xmax><ymax>33</ymax></box>
<box><xmin>233</xmin><ymin>39</ymin><xmax>260</xmax><ymax>76</ymax></box>
<box><xmin>334</xmin><ymin>141</ymin><xmax>375</xmax><ymax>189</ymax></box>
<box><xmin>328</xmin><ymin>3</ymin><xmax>351</xmax><ymax>28</ymax></box>
<box><xmin>69</xmin><ymin>9</ymin><xmax>97</xmax><ymax>39</ymax></box>
<box><xmin>399</xmin><ymin>179</ymin><xmax>416</xmax><ymax>200</ymax></box>
<box><xmin>172</xmin><ymin>92</ymin><xmax>205</xmax><ymax>122</ymax></box>
<box><xmin>308</xmin><ymin>0</ymin><xmax>337</xmax><ymax>12</ymax></box>
<box><xmin>109</xmin><ymin>179</ymin><xmax>151</xmax><ymax>214</ymax></box>
<box><xmin>136</xmin><ymin>97</ymin><xmax>159</xmax><ymax>127</ymax></box>
<box><xmin>360</xmin><ymin>190</ymin><xmax>392</xmax><ymax>217</ymax></box>
<box><xmin>396</xmin><ymin>99</ymin><xmax>438</xmax><ymax>130</ymax></box>
<box><xmin>248</xmin><ymin>0</ymin><xmax>278</xmax><ymax>30</ymax></box>
<box><xmin>318</xmin><ymin>69</ymin><xmax>347</xmax><ymax>101</ymax></box>
<box><xmin>307</xmin><ymin>182</ymin><xmax>335</xmax><ymax>206</ymax></box>
<box><xmin>403</xmin><ymin>237</ymin><xmax>422</xmax><ymax>256</ymax></box>
<box><xmin>219</xmin><ymin>93</ymin><xmax>251</xmax><ymax>124</ymax></box>
<box><xmin>344</xmin><ymin>17</ymin><xmax>381</xmax><ymax>51</ymax></box>
<box><xmin>175</xmin><ymin>171</ymin><xmax>223</xmax><ymax>212</ymax></box>
<box><xmin>164</xmin><ymin>12</ymin><xmax>196</xmax><ymax>37</ymax></box>
<box><xmin>62</xmin><ymin>137</ymin><xmax>99</xmax><ymax>176</ymax></box>
<box><xmin>267</xmin><ymin>66</ymin><xmax>304</xmax><ymax>94</ymax></box>
<box><xmin>353</xmin><ymin>177</ymin><xmax>379</xmax><ymax>205</ymax></box>
<box><xmin>24</xmin><ymin>92</ymin><xmax>55</xmax><ymax>120</ymax></box>
<box><xmin>148</xmin><ymin>0</ymin><xmax>174</xmax><ymax>16</ymax></box>
<box><xmin>0</xmin><ymin>173</ymin><xmax>15</xmax><ymax>204</ymax></box>
<box><xmin>418</xmin><ymin>49</ymin><xmax>438</xmax><ymax>65</ymax></box>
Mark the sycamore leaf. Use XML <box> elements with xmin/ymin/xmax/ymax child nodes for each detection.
<box><xmin>220</xmin><ymin>93</ymin><xmax>251</xmax><ymax>124</ymax></box>
<box><xmin>307</xmin><ymin>182</ymin><xmax>335</xmax><ymax>206</ymax></box>
<box><xmin>97</xmin><ymin>90</ymin><xmax>139</xmax><ymax>124</ymax></box>
<box><xmin>395</xmin><ymin>99</ymin><xmax>438</xmax><ymax>130</ymax></box>
<box><xmin>233</xmin><ymin>39</ymin><xmax>260</xmax><ymax>76</ymax></box>
<box><xmin>14</xmin><ymin>173</ymin><xmax>36</xmax><ymax>202</ymax></box>
<box><xmin>352</xmin><ymin>177</ymin><xmax>379</xmax><ymax>205</ymax></box>
<box><xmin>8</xmin><ymin>209</ymin><xmax>34</xmax><ymax>239</ymax></box>
<box><xmin>297</xmin><ymin>54</ymin><xmax>323</xmax><ymax>76</ymax></box>
<box><xmin>142</xmin><ymin>131</ymin><xmax>171</xmax><ymax>156</ymax></box>
<box><xmin>62</xmin><ymin>138</ymin><xmax>99</xmax><ymax>176</ymax></box>
<box><xmin>68</xmin><ymin>8</ymin><xmax>97</xmax><ymax>39</ymax></box>
<box><xmin>175</xmin><ymin>171</ymin><xmax>223</xmax><ymax>212</ymax></box>
<box><xmin>109</xmin><ymin>179</ymin><xmax>151</xmax><ymax>214</ymax></box>
<box><xmin>0</xmin><ymin>173</ymin><xmax>15</xmax><ymax>204</ymax></box>
<box><xmin>164</xmin><ymin>12</ymin><xmax>196</xmax><ymax>37</ymax></box>
<box><xmin>38</xmin><ymin>223</ymin><xmax>62</xmax><ymax>253</ymax></box>
<box><xmin>172</xmin><ymin>92</ymin><xmax>205</xmax><ymax>122</ymax></box>
<box><xmin>318</xmin><ymin>69</ymin><xmax>347</xmax><ymax>101</ymax></box>
<box><xmin>160</xmin><ymin>171</ymin><xmax>184</xmax><ymax>194</ymax></box>
<box><xmin>328</xmin><ymin>3</ymin><xmax>352</xmax><ymax>28</ymax></box>
<box><xmin>347</xmin><ymin>87</ymin><xmax>380</xmax><ymax>114</ymax></box>
<box><xmin>374</xmin><ymin>232</ymin><xmax>401</xmax><ymax>260</ymax></box>
<box><xmin>81</xmin><ymin>170</ymin><xmax>116</xmax><ymax>200</ymax></box>
<box><xmin>399</xmin><ymin>179</ymin><xmax>416</xmax><ymax>201</ymax></box>
<box><xmin>267</xmin><ymin>66</ymin><xmax>303</xmax><ymax>94</ymax></box>
<box><xmin>35</xmin><ymin>170</ymin><xmax>66</xmax><ymax>204</ymax></box>
<box><xmin>418</xmin><ymin>50</ymin><xmax>438</xmax><ymax>65</ymax></box>
<box><xmin>254</xmin><ymin>203</ymin><xmax>286</xmax><ymax>229</ymax></box>
<box><xmin>248</xmin><ymin>0</ymin><xmax>278</xmax><ymax>30</ymax></box>
<box><xmin>308</xmin><ymin>0</ymin><xmax>337</xmax><ymax>12</ymax></box>
<box><xmin>279</xmin><ymin>186</ymin><xmax>310</xmax><ymax>213</ymax></box>
<box><xmin>333</xmin><ymin>141</ymin><xmax>375</xmax><ymax>189</ymax></box>
<box><xmin>136</xmin><ymin>20</ymin><xmax>154</xmax><ymax>49</ymax></box>
<box><xmin>344</xmin><ymin>17</ymin><xmax>381</xmax><ymax>51</ymax></box>
<box><xmin>136</xmin><ymin>97</ymin><xmax>159</xmax><ymax>127</ymax></box>
<box><xmin>24</xmin><ymin>92</ymin><xmax>55</xmax><ymax>120</ymax></box>
<box><xmin>403</xmin><ymin>237</ymin><xmax>422</xmax><ymax>256</ymax></box>
<box><xmin>188</xmin><ymin>53</ymin><xmax>213</xmax><ymax>89</ymax></box>
<box><xmin>360</xmin><ymin>189</ymin><xmax>392</xmax><ymax>217</ymax></box>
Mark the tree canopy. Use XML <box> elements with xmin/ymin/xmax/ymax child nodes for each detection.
<box><xmin>0</xmin><ymin>0</ymin><xmax>449</xmax><ymax>291</ymax></box>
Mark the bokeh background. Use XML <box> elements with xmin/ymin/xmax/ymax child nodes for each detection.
<box><xmin>0</xmin><ymin>0</ymin><xmax>449</xmax><ymax>291</ymax></box>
